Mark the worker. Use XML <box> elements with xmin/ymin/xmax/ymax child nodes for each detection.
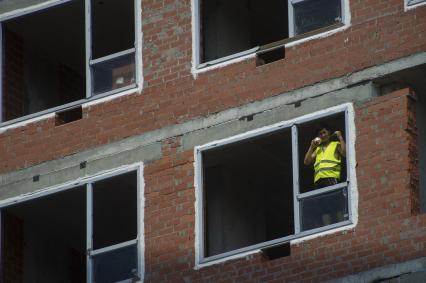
<box><xmin>304</xmin><ymin>125</ymin><xmax>346</xmax><ymax>189</ymax></box>
<box><xmin>302</xmin><ymin>125</ymin><xmax>346</xmax><ymax>228</ymax></box>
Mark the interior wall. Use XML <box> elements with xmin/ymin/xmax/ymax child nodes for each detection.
<box><xmin>203</xmin><ymin>129</ymin><xmax>294</xmax><ymax>257</ymax></box>
<box><xmin>202</xmin><ymin>0</ymin><xmax>251</xmax><ymax>62</ymax></box>
<box><xmin>22</xmin><ymin>222</ymin><xmax>73</xmax><ymax>283</ymax></box>
<box><xmin>249</xmin><ymin>0</ymin><xmax>288</xmax><ymax>46</ymax></box>
<box><xmin>201</xmin><ymin>0</ymin><xmax>288</xmax><ymax>63</ymax></box>
<box><xmin>24</xmin><ymin>46</ymin><xmax>61</xmax><ymax>114</ymax></box>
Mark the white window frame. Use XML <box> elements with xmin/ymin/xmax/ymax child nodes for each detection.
<box><xmin>0</xmin><ymin>163</ymin><xmax>145</xmax><ymax>283</ymax></box>
<box><xmin>405</xmin><ymin>0</ymin><xmax>426</xmax><ymax>10</ymax></box>
<box><xmin>288</xmin><ymin>0</ymin><xmax>346</xmax><ymax>37</ymax></box>
<box><xmin>0</xmin><ymin>0</ymin><xmax>142</xmax><ymax>126</ymax></box>
<box><xmin>192</xmin><ymin>0</ymin><xmax>349</xmax><ymax>70</ymax></box>
<box><xmin>194</xmin><ymin>103</ymin><xmax>357</xmax><ymax>265</ymax></box>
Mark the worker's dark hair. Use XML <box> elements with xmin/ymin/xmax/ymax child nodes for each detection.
<box><xmin>315</xmin><ymin>124</ymin><xmax>332</xmax><ymax>135</ymax></box>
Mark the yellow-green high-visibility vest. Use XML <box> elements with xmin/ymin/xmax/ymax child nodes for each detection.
<box><xmin>314</xmin><ymin>141</ymin><xmax>341</xmax><ymax>183</ymax></box>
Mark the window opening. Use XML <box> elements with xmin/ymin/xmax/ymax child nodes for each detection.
<box><xmin>256</xmin><ymin>47</ymin><xmax>285</xmax><ymax>66</ymax></box>
<box><xmin>55</xmin><ymin>106</ymin><xmax>83</xmax><ymax>126</ymax></box>
<box><xmin>298</xmin><ymin>112</ymin><xmax>347</xmax><ymax>193</ymax></box>
<box><xmin>200</xmin><ymin>0</ymin><xmax>288</xmax><ymax>64</ymax></box>
<box><xmin>89</xmin><ymin>0</ymin><xmax>136</xmax><ymax>95</ymax></box>
<box><xmin>92</xmin><ymin>172</ymin><xmax>137</xmax><ymax>250</ymax></box>
<box><xmin>197</xmin><ymin>105</ymin><xmax>353</xmax><ymax>263</ymax></box>
<box><xmin>2</xmin><ymin>186</ymin><xmax>87</xmax><ymax>283</ymax></box>
<box><xmin>197</xmin><ymin>0</ymin><xmax>344</xmax><ymax>66</ymax></box>
<box><xmin>2</xmin><ymin>0</ymin><xmax>85</xmax><ymax>122</ymax></box>
<box><xmin>0</xmin><ymin>169</ymin><xmax>141</xmax><ymax>282</ymax></box>
<box><xmin>202</xmin><ymin>128</ymin><xmax>294</xmax><ymax>257</ymax></box>
<box><xmin>0</xmin><ymin>0</ymin><xmax>138</xmax><ymax>123</ymax></box>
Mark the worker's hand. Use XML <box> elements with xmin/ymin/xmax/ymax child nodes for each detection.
<box><xmin>334</xmin><ymin>131</ymin><xmax>343</xmax><ymax>139</ymax></box>
<box><xmin>311</xmin><ymin>137</ymin><xmax>321</xmax><ymax>148</ymax></box>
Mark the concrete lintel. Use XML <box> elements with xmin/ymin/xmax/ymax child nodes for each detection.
<box><xmin>327</xmin><ymin>256</ymin><xmax>426</xmax><ymax>283</ymax></box>
<box><xmin>0</xmin><ymin>142</ymin><xmax>161</xmax><ymax>200</ymax></box>
<box><xmin>182</xmin><ymin>82</ymin><xmax>374</xmax><ymax>150</ymax></box>
<box><xmin>0</xmin><ymin>51</ymin><xmax>425</xmax><ymax>195</ymax></box>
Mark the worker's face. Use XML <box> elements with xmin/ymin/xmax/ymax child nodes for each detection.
<box><xmin>318</xmin><ymin>128</ymin><xmax>330</xmax><ymax>143</ymax></box>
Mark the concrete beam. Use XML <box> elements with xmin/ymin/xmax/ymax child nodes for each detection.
<box><xmin>0</xmin><ymin>51</ymin><xmax>425</xmax><ymax>200</ymax></box>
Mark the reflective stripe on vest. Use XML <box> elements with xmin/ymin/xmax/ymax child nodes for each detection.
<box><xmin>314</xmin><ymin>141</ymin><xmax>341</xmax><ymax>183</ymax></box>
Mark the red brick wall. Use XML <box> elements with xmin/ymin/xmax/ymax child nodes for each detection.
<box><xmin>0</xmin><ymin>1</ymin><xmax>425</xmax><ymax>174</ymax></box>
<box><xmin>2</xmin><ymin>28</ymin><xmax>24</xmax><ymax>122</ymax></box>
<box><xmin>142</xmin><ymin>88</ymin><xmax>425</xmax><ymax>282</ymax></box>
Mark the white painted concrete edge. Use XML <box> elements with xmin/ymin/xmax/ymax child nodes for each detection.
<box><xmin>193</xmin><ymin>103</ymin><xmax>358</xmax><ymax>268</ymax></box>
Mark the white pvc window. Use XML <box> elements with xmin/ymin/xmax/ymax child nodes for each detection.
<box><xmin>0</xmin><ymin>165</ymin><xmax>143</xmax><ymax>283</ymax></box>
<box><xmin>407</xmin><ymin>0</ymin><xmax>426</xmax><ymax>6</ymax></box>
<box><xmin>0</xmin><ymin>0</ymin><xmax>140</xmax><ymax>124</ymax></box>
<box><xmin>195</xmin><ymin>104</ymin><xmax>356</xmax><ymax>264</ymax></box>
<box><xmin>193</xmin><ymin>0</ymin><xmax>346</xmax><ymax>68</ymax></box>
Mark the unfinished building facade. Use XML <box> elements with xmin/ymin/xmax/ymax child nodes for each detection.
<box><xmin>0</xmin><ymin>0</ymin><xmax>426</xmax><ymax>282</ymax></box>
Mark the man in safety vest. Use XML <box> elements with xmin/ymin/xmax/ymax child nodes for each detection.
<box><xmin>304</xmin><ymin>126</ymin><xmax>346</xmax><ymax>189</ymax></box>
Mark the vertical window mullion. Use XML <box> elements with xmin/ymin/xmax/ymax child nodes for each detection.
<box><xmin>136</xmin><ymin>166</ymin><xmax>143</xmax><ymax>279</ymax></box>
<box><xmin>288</xmin><ymin>0</ymin><xmax>295</xmax><ymax>37</ymax></box>
<box><xmin>345</xmin><ymin>109</ymin><xmax>352</xmax><ymax>221</ymax></box>
<box><xmin>292</xmin><ymin>125</ymin><xmax>301</xmax><ymax>234</ymax></box>
<box><xmin>134</xmin><ymin>0</ymin><xmax>141</xmax><ymax>89</ymax></box>
<box><xmin>86</xmin><ymin>182</ymin><xmax>93</xmax><ymax>283</ymax></box>
<box><xmin>85</xmin><ymin>0</ymin><xmax>92</xmax><ymax>98</ymax></box>
<box><xmin>193</xmin><ymin>0</ymin><xmax>200</xmax><ymax>67</ymax></box>
<box><xmin>196</xmin><ymin>149</ymin><xmax>205</xmax><ymax>262</ymax></box>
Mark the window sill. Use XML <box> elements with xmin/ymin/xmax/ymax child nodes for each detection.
<box><xmin>0</xmin><ymin>84</ymin><xmax>139</xmax><ymax>131</ymax></box>
<box><xmin>193</xmin><ymin>22</ymin><xmax>346</xmax><ymax>74</ymax></box>
<box><xmin>197</xmin><ymin>219</ymin><xmax>354</xmax><ymax>267</ymax></box>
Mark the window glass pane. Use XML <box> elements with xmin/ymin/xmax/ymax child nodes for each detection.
<box><xmin>300</xmin><ymin>188</ymin><xmax>348</xmax><ymax>231</ymax></box>
<box><xmin>293</xmin><ymin>0</ymin><xmax>341</xmax><ymax>35</ymax></box>
<box><xmin>407</xmin><ymin>0</ymin><xmax>426</xmax><ymax>6</ymax></box>
<box><xmin>92</xmin><ymin>243</ymin><xmax>139</xmax><ymax>283</ymax></box>
<box><xmin>91</xmin><ymin>0</ymin><xmax>135</xmax><ymax>59</ymax></box>
<box><xmin>92</xmin><ymin>171</ymin><xmax>137</xmax><ymax>250</ymax></box>
<box><xmin>91</xmin><ymin>52</ymin><xmax>136</xmax><ymax>96</ymax></box>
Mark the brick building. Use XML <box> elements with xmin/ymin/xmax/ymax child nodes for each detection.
<box><xmin>0</xmin><ymin>0</ymin><xmax>425</xmax><ymax>282</ymax></box>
